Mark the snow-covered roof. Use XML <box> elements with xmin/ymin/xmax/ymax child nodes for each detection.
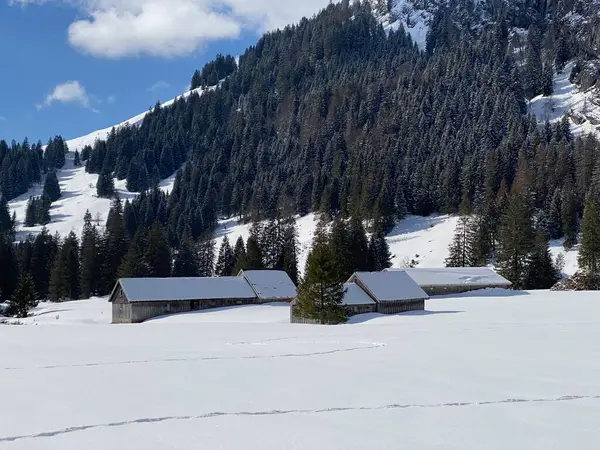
<box><xmin>385</xmin><ymin>268</ymin><xmax>512</xmax><ymax>287</ymax></box>
<box><xmin>117</xmin><ymin>277</ymin><xmax>257</xmax><ymax>302</ymax></box>
<box><xmin>342</xmin><ymin>283</ymin><xmax>376</xmax><ymax>305</ymax></box>
<box><xmin>350</xmin><ymin>272</ymin><xmax>429</xmax><ymax>302</ymax></box>
<box><xmin>240</xmin><ymin>270</ymin><xmax>297</xmax><ymax>299</ymax></box>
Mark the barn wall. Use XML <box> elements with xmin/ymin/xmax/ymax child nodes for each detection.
<box><xmin>123</xmin><ymin>297</ymin><xmax>261</xmax><ymax>323</ymax></box>
<box><xmin>422</xmin><ymin>285</ymin><xmax>509</xmax><ymax>296</ymax></box>
<box><xmin>376</xmin><ymin>300</ymin><xmax>425</xmax><ymax>314</ymax></box>
<box><xmin>112</xmin><ymin>303</ymin><xmax>132</xmax><ymax>323</ymax></box>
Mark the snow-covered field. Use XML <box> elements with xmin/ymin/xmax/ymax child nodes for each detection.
<box><xmin>1</xmin><ymin>289</ymin><xmax>600</xmax><ymax>449</ymax></box>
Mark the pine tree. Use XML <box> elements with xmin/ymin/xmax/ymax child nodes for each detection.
<box><xmin>43</xmin><ymin>170</ymin><xmax>61</xmax><ymax>202</ymax></box>
<box><xmin>232</xmin><ymin>235</ymin><xmax>247</xmax><ymax>274</ymax></box>
<box><xmin>368</xmin><ymin>232</ymin><xmax>392</xmax><ymax>272</ymax></box>
<box><xmin>24</xmin><ymin>197</ymin><xmax>37</xmax><ymax>227</ymax></box>
<box><xmin>8</xmin><ymin>273</ymin><xmax>37</xmax><ymax>318</ymax></box>
<box><xmin>281</xmin><ymin>219</ymin><xmax>299</xmax><ymax>284</ymax></box>
<box><xmin>578</xmin><ymin>194</ymin><xmax>600</xmax><ymax>275</ymax></box>
<box><xmin>524</xmin><ymin>231</ymin><xmax>559</xmax><ymax>289</ymax></box>
<box><xmin>0</xmin><ymin>194</ymin><xmax>14</xmax><ymax>238</ymax></box>
<box><xmin>496</xmin><ymin>157</ymin><xmax>535</xmax><ymax>289</ymax></box>
<box><xmin>348</xmin><ymin>217</ymin><xmax>370</xmax><ymax>272</ymax></box>
<box><xmin>172</xmin><ymin>237</ymin><xmax>199</xmax><ymax>277</ymax></box>
<box><xmin>97</xmin><ymin>170</ymin><xmax>115</xmax><ymax>198</ymax></box>
<box><xmin>118</xmin><ymin>229</ymin><xmax>149</xmax><ymax>278</ymax></box>
<box><xmin>197</xmin><ymin>236</ymin><xmax>216</xmax><ymax>277</ymax></box>
<box><xmin>73</xmin><ymin>150</ymin><xmax>81</xmax><ymax>167</ymax></box>
<box><xmin>0</xmin><ymin>235</ymin><xmax>19</xmax><ymax>301</ymax></box>
<box><xmin>215</xmin><ymin>236</ymin><xmax>236</xmax><ymax>276</ymax></box>
<box><xmin>295</xmin><ymin>235</ymin><xmax>346</xmax><ymax>324</ymax></box>
<box><xmin>245</xmin><ymin>235</ymin><xmax>264</xmax><ymax>270</ymax></box>
<box><xmin>144</xmin><ymin>222</ymin><xmax>171</xmax><ymax>277</ymax></box>
<box><xmin>101</xmin><ymin>197</ymin><xmax>128</xmax><ymax>293</ymax></box>
<box><xmin>445</xmin><ymin>216</ymin><xmax>470</xmax><ymax>267</ymax></box>
<box><xmin>30</xmin><ymin>227</ymin><xmax>57</xmax><ymax>299</ymax></box>
<box><xmin>80</xmin><ymin>210</ymin><xmax>100</xmax><ymax>298</ymax></box>
<box><xmin>49</xmin><ymin>232</ymin><xmax>81</xmax><ymax>301</ymax></box>
<box><xmin>329</xmin><ymin>217</ymin><xmax>353</xmax><ymax>282</ymax></box>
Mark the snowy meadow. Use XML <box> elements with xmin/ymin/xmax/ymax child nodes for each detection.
<box><xmin>1</xmin><ymin>290</ymin><xmax>599</xmax><ymax>449</ymax></box>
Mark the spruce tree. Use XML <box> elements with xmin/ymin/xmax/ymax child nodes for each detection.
<box><xmin>73</xmin><ymin>150</ymin><xmax>81</xmax><ymax>167</ymax></box>
<box><xmin>524</xmin><ymin>232</ymin><xmax>559</xmax><ymax>289</ymax></box>
<box><xmin>30</xmin><ymin>227</ymin><xmax>57</xmax><ymax>299</ymax></box>
<box><xmin>144</xmin><ymin>222</ymin><xmax>172</xmax><ymax>277</ymax></box>
<box><xmin>80</xmin><ymin>210</ymin><xmax>100</xmax><ymax>298</ymax></box>
<box><xmin>172</xmin><ymin>237</ymin><xmax>199</xmax><ymax>277</ymax></box>
<box><xmin>8</xmin><ymin>273</ymin><xmax>37</xmax><ymax>318</ymax></box>
<box><xmin>97</xmin><ymin>171</ymin><xmax>115</xmax><ymax>198</ymax></box>
<box><xmin>43</xmin><ymin>170</ymin><xmax>61</xmax><ymax>202</ymax></box>
<box><xmin>0</xmin><ymin>235</ymin><xmax>19</xmax><ymax>301</ymax></box>
<box><xmin>0</xmin><ymin>194</ymin><xmax>14</xmax><ymax>238</ymax></box>
<box><xmin>368</xmin><ymin>232</ymin><xmax>392</xmax><ymax>272</ymax></box>
<box><xmin>118</xmin><ymin>229</ymin><xmax>149</xmax><ymax>278</ymax></box>
<box><xmin>329</xmin><ymin>217</ymin><xmax>353</xmax><ymax>282</ymax></box>
<box><xmin>197</xmin><ymin>236</ymin><xmax>216</xmax><ymax>277</ymax></box>
<box><xmin>232</xmin><ymin>235</ymin><xmax>247</xmax><ymax>274</ymax></box>
<box><xmin>578</xmin><ymin>194</ymin><xmax>600</xmax><ymax>275</ymax></box>
<box><xmin>295</xmin><ymin>234</ymin><xmax>346</xmax><ymax>324</ymax></box>
<box><xmin>215</xmin><ymin>236</ymin><xmax>236</xmax><ymax>276</ymax></box>
<box><xmin>245</xmin><ymin>235</ymin><xmax>264</xmax><ymax>270</ymax></box>
<box><xmin>348</xmin><ymin>216</ymin><xmax>370</xmax><ymax>272</ymax></box>
<box><xmin>49</xmin><ymin>232</ymin><xmax>81</xmax><ymax>301</ymax></box>
<box><xmin>281</xmin><ymin>219</ymin><xmax>300</xmax><ymax>284</ymax></box>
<box><xmin>101</xmin><ymin>197</ymin><xmax>128</xmax><ymax>293</ymax></box>
<box><xmin>445</xmin><ymin>216</ymin><xmax>470</xmax><ymax>267</ymax></box>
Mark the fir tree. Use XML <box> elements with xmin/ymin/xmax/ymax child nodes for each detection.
<box><xmin>101</xmin><ymin>197</ymin><xmax>128</xmax><ymax>293</ymax></box>
<box><xmin>524</xmin><ymin>231</ymin><xmax>559</xmax><ymax>289</ymax></box>
<box><xmin>281</xmin><ymin>219</ymin><xmax>300</xmax><ymax>284</ymax></box>
<box><xmin>8</xmin><ymin>273</ymin><xmax>37</xmax><ymax>318</ymax></box>
<box><xmin>0</xmin><ymin>194</ymin><xmax>14</xmax><ymax>238</ymax></box>
<box><xmin>215</xmin><ymin>236</ymin><xmax>236</xmax><ymax>276</ymax></box>
<box><xmin>445</xmin><ymin>216</ymin><xmax>471</xmax><ymax>267</ymax></box>
<box><xmin>0</xmin><ymin>235</ymin><xmax>19</xmax><ymax>301</ymax></box>
<box><xmin>368</xmin><ymin>232</ymin><xmax>392</xmax><ymax>272</ymax></box>
<box><xmin>144</xmin><ymin>222</ymin><xmax>172</xmax><ymax>277</ymax></box>
<box><xmin>578</xmin><ymin>194</ymin><xmax>600</xmax><ymax>275</ymax></box>
<box><xmin>49</xmin><ymin>232</ymin><xmax>81</xmax><ymax>301</ymax></box>
<box><xmin>232</xmin><ymin>235</ymin><xmax>247</xmax><ymax>274</ymax></box>
<box><xmin>73</xmin><ymin>150</ymin><xmax>81</xmax><ymax>167</ymax></box>
<box><xmin>348</xmin><ymin>217</ymin><xmax>370</xmax><ymax>272</ymax></box>
<box><xmin>197</xmin><ymin>236</ymin><xmax>216</xmax><ymax>277</ymax></box>
<box><xmin>118</xmin><ymin>229</ymin><xmax>149</xmax><ymax>278</ymax></box>
<box><xmin>295</xmin><ymin>234</ymin><xmax>346</xmax><ymax>324</ymax></box>
<box><xmin>245</xmin><ymin>235</ymin><xmax>264</xmax><ymax>270</ymax></box>
<box><xmin>80</xmin><ymin>210</ymin><xmax>100</xmax><ymax>298</ymax></box>
<box><xmin>97</xmin><ymin>171</ymin><xmax>115</xmax><ymax>198</ymax></box>
<box><xmin>172</xmin><ymin>237</ymin><xmax>199</xmax><ymax>277</ymax></box>
<box><xmin>43</xmin><ymin>170</ymin><xmax>61</xmax><ymax>202</ymax></box>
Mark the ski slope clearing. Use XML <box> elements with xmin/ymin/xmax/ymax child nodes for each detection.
<box><xmin>1</xmin><ymin>290</ymin><xmax>599</xmax><ymax>449</ymax></box>
<box><xmin>529</xmin><ymin>61</ymin><xmax>600</xmax><ymax>137</ymax></box>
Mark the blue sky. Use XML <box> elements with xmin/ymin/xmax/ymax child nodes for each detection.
<box><xmin>0</xmin><ymin>0</ymin><xmax>329</xmax><ymax>144</ymax></box>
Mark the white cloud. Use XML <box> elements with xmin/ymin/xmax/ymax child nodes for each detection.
<box><xmin>107</xmin><ymin>95</ymin><xmax>117</xmax><ymax>104</ymax></box>
<box><xmin>38</xmin><ymin>81</ymin><xmax>98</xmax><ymax>111</ymax></box>
<box><xmin>149</xmin><ymin>80</ymin><xmax>170</xmax><ymax>92</ymax></box>
<box><xmin>10</xmin><ymin>0</ymin><xmax>331</xmax><ymax>58</ymax></box>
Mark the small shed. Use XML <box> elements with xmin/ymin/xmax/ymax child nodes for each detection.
<box><xmin>348</xmin><ymin>271</ymin><xmax>429</xmax><ymax>314</ymax></box>
<box><xmin>238</xmin><ymin>270</ymin><xmax>297</xmax><ymax>302</ymax></box>
<box><xmin>385</xmin><ymin>267</ymin><xmax>512</xmax><ymax>296</ymax></box>
<box><xmin>109</xmin><ymin>276</ymin><xmax>257</xmax><ymax>323</ymax></box>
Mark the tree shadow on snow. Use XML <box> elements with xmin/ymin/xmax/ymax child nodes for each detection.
<box><xmin>386</xmin><ymin>215</ymin><xmax>449</xmax><ymax>239</ymax></box>
<box><xmin>348</xmin><ymin>310</ymin><xmax>463</xmax><ymax>324</ymax></box>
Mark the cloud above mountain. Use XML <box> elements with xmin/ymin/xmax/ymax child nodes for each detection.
<box><xmin>10</xmin><ymin>0</ymin><xmax>330</xmax><ymax>58</ymax></box>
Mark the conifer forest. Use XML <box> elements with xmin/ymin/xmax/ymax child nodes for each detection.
<box><xmin>4</xmin><ymin>0</ymin><xmax>600</xmax><ymax>318</ymax></box>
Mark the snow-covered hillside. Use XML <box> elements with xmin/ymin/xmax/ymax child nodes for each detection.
<box><xmin>1</xmin><ymin>290</ymin><xmax>599</xmax><ymax>449</ymax></box>
<box><xmin>529</xmin><ymin>61</ymin><xmax>600</xmax><ymax>137</ymax></box>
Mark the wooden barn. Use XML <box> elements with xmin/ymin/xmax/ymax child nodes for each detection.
<box><xmin>348</xmin><ymin>271</ymin><xmax>429</xmax><ymax>314</ymax></box>
<box><xmin>109</xmin><ymin>270</ymin><xmax>297</xmax><ymax>323</ymax></box>
<box><xmin>385</xmin><ymin>267</ymin><xmax>512</xmax><ymax>296</ymax></box>
<box><xmin>290</xmin><ymin>271</ymin><xmax>429</xmax><ymax>323</ymax></box>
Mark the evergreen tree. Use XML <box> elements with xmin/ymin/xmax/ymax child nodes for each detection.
<box><xmin>0</xmin><ymin>235</ymin><xmax>19</xmax><ymax>301</ymax></box>
<box><xmin>281</xmin><ymin>219</ymin><xmax>300</xmax><ymax>284</ymax></box>
<box><xmin>197</xmin><ymin>236</ymin><xmax>216</xmax><ymax>277</ymax></box>
<box><xmin>368</xmin><ymin>232</ymin><xmax>392</xmax><ymax>272</ymax></box>
<box><xmin>30</xmin><ymin>227</ymin><xmax>57</xmax><ymax>299</ymax></box>
<box><xmin>245</xmin><ymin>235</ymin><xmax>264</xmax><ymax>270</ymax></box>
<box><xmin>73</xmin><ymin>150</ymin><xmax>81</xmax><ymax>167</ymax></box>
<box><xmin>445</xmin><ymin>216</ymin><xmax>471</xmax><ymax>267</ymax></box>
<box><xmin>43</xmin><ymin>170</ymin><xmax>61</xmax><ymax>202</ymax></box>
<box><xmin>49</xmin><ymin>231</ymin><xmax>80</xmax><ymax>301</ymax></box>
<box><xmin>144</xmin><ymin>222</ymin><xmax>172</xmax><ymax>277</ymax></box>
<box><xmin>101</xmin><ymin>197</ymin><xmax>128</xmax><ymax>293</ymax></box>
<box><xmin>172</xmin><ymin>237</ymin><xmax>199</xmax><ymax>277</ymax></box>
<box><xmin>524</xmin><ymin>231</ymin><xmax>559</xmax><ymax>289</ymax></box>
<box><xmin>8</xmin><ymin>273</ymin><xmax>37</xmax><ymax>318</ymax></box>
<box><xmin>232</xmin><ymin>235</ymin><xmax>247</xmax><ymax>274</ymax></box>
<box><xmin>329</xmin><ymin>217</ymin><xmax>353</xmax><ymax>282</ymax></box>
<box><xmin>348</xmin><ymin>217</ymin><xmax>370</xmax><ymax>272</ymax></box>
<box><xmin>0</xmin><ymin>194</ymin><xmax>14</xmax><ymax>238</ymax></box>
<box><xmin>295</xmin><ymin>234</ymin><xmax>346</xmax><ymax>324</ymax></box>
<box><xmin>215</xmin><ymin>236</ymin><xmax>236</xmax><ymax>276</ymax></box>
<box><xmin>118</xmin><ymin>229</ymin><xmax>149</xmax><ymax>278</ymax></box>
<box><xmin>97</xmin><ymin>170</ymin><xmax>116</xmax><ymax>198</ymax></box>
<box><xmin>578</xmin><ymin>194</ymin><xmax>600</xmax><ymax>275</ymax></box>
<box><xmin>80</xmin><ymin>210</ymin><xmax>100</xmax><ymax>298</ymax></box>
<box><xmin>496</xmin><ymin>157</ymin><xmax>535</xmax><ymax>289</ymax></box>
